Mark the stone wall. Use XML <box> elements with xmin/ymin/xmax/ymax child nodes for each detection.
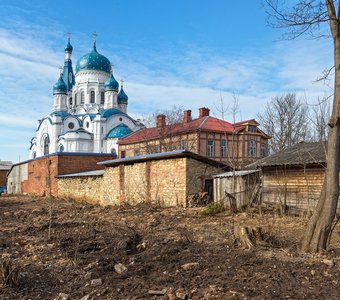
<box><xmin>57</xmin><ymin>175</ymin><xmax>103</xmax><ymax>203</ymax></box>
<box><xmin>99</xmin><ymin>156</ymin><xmax>220</xmax><ymax>207</ymax></box>
<box><xmin>149</xmin><ymin>158</ymin><xmax>187</xmax><ymax>206</ymax></box>
<box><xmin>56</xmin><ymin>155</ymin><xmax>222</xmax><ymax>207</ymax></box>
<box><xmin>186</xmin><ymin>158</ymin><xmax>222</xmax><ymax>197</ymax></box>
<box><xmin>100</xmin><ymin>158</ymin><xmax>187</xmax><ymax>206</ymax></box>
<box><xmin>101</xmin><ymin>166</ymin><xmax>121</xmax><ymax>205</ymax></box>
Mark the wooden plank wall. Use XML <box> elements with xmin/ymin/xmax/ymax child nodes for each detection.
<box><xmin>214</xmin><ymin>173</ymin><xmax>259</xmax><ymax>209</ymax></box>
<box><xmin>262</xmin><ymin>166</ymin><xmax>340</xmax><ymax>212</ymax></box>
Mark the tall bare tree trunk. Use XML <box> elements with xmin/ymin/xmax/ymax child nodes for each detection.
<box><xmin>302</xmin><ymin>34</ymin><xmax>340</xmax><ymax>252</ymax></box>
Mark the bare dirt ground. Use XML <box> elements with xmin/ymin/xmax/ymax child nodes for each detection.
<box><xmin>0</xmin><ymin>195</ymin><xmax>339</xmax><ymax>300</ymax></box>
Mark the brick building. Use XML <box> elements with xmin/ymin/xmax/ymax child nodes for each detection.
<box><xmin>0</xmin><ymin>161</ymin><xmax>12</xmax><ymax>187</ymax></box>
<box><xmin>118</xmin><ymin>107</ymin><xmax>270</xmax><ymax>167</ymax></box>
<box><xmin>7</xmin><ymin>153</ymin><xmax>115</xmax><ymax>195</ymax></box>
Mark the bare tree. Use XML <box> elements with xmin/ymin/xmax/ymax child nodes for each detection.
<box><xmin>133</xmin><ymin>105</ymin><xmax>199</xmax><ymax>155</ymax></box>
<box><xmin>141</xmin><ymin>105</ymin><xmax>184</xmax><ymax>127</ymax></box>
<box><xmin>310</xmin><ymin>96</ymin><xmax>331</xmax><ymax>142</ymax></box>
<box><xmin>257</xmin><ymin>93</ymin><xmax>311</xmax><ymax>153</ymax></box>
<box><xmin>263</xmin><ymin>0</ymin><xmax>340</xmax><ymax>252</ymax></box>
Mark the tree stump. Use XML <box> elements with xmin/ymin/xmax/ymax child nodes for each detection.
<box><xmin>234</xmin><ymin>226</ymin><xmax>256</xmax><ymax>249</ymax></box>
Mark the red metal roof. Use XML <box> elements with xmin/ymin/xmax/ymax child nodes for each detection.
<box><xmin>119</xmin><ymin>116</ymin><xmax>250</xmax><ymax>145</ymax></box>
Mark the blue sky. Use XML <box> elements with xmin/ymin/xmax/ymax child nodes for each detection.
<box><xmin>0</xmin><ymin>0</ymin><xmax>333</xmax><ymax>162</ymax></box>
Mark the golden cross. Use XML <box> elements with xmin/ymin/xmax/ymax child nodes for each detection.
<box><xmin>92</xmin><ymin>32</ymin><xmax>97</xmax><ymax>43</ymax></box>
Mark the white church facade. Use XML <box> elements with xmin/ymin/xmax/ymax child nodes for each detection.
<box><xmin>29</xmin><ymin>35</ymin><xmax>144</xmax><ymax>159</ymax></box>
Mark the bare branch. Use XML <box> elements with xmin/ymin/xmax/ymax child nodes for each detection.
<box><xmin>263</xmin><ymin>0</ymin><xmax>330</xmax><ymax>39</ymax></box>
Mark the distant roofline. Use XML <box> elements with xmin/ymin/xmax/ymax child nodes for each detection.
<box><xmin>118</xmin><ymin>115</ymin><xmax>258</xmax><ymax>145</ymax></box>
<box><xmin>98</xmin><ymin>149</ymin><xmax>229</xmax><ymax>169</ymax></box>
<box><xmin>57</xmin><ymin>169</ymin><xmax>104</xmax><ymax>178</ymax></box>
<box><xmin>7</xmin><ymin>152</ymin><xmax>116</xmax><ymax>175</ymax></box>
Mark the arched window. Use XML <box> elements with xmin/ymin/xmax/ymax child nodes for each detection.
<box><xmin>81</xmin><ymin>91</ymin><xmax>85</xmax><ymax>104</ymax></box>
<box><xmin>101</xmin><ymin>92</ymin><xmax>105</xmax><ymax>105</ymax></box>
<box><xmin>32</xmin><ymin>152</ymin><xmax>36</xmax><ymax>159</ymax></box>
<box><xmin>43</xmin><ymin>135</ymin><xmax>50</xmax><ymax>155</ymax></box>
<box><xmin>111</xmin><ymin>148</ymin><xmax>117</xmax><ymax>156</ymax></box>
<box><xmin>90</xmin><ymin>91</ymin><xmax>95</xmax><ymax>103</ymax></box>
<box><xmin>58</xmin><ymin>145</ymin><xmax>64</xmax><ymax>152</ymax></box>
<box><xmin>74</xmin><ymin>93</ymin><xmax>77</xmax><ymax>105</ymax></box>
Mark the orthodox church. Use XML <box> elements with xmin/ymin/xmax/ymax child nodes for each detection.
<box><xmin>29</xmin><ymin>35</ymin><xmax>144</xmax><ymax>159</ymax></box>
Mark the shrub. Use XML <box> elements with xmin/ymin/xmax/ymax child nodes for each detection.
<box><xmin>203</xmin><ymin>202</ymin><xmax>225</xmax><ymax>215</ymax></box>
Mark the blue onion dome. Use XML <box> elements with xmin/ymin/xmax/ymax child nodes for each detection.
<box><xmin>53</xmin><ymin>75</ymin><xmax>67</xmax><ymax>94</ymax></box>
<box><xmin>75</xmin><ymin>43</ymin><xmax>111</xmax><ymax>74</ymax></box>
<box><xmin>100</xmin><ymin>108</ymin><xmax>122</xmax><ymax>118</ymax></box>
<box><xmin>65</xmin><ymin>36</ymin><xmax>73</xmax><ymax>53</ymax></box>
<box><xmin>104</xmin><ymin>73</ymin><xmax>119</xmax><ymax>92</ymax></box>
<box><xmin>118</xmin><ymin>83</ymin><xmax>128</xmax><ymax>104</ymax></box>
<box><xmin>106</xmin><ymin>124</ymin><xmax>132</xmax><ymax>138</ymax></box>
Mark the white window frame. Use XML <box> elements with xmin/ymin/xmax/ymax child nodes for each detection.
<box><xmin>207</xmin><ymin>140</ymin><xmax>214</xmax><ymax>157</ymax></box>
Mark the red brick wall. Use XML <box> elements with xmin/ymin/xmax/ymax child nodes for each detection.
<box><xmin>57</xmin><ymin>155</ymin><xmax>111</xmax><ymax>175</ymax></box>
<box><xmin>0</xmin><ymin>170</ymin><xmax>9</xmax><ymax>186</ymax></box>
<box><xmin>21</xmin><ymin>154</ymin><xmax>115</xmax><ymax>196</ymax></box>
<box><xmin>22</xmin><ymin>156</ymin><xmax>58</xmax><ymax>196</ymax></box>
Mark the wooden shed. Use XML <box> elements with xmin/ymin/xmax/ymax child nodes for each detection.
<box><xmin>251</xmin><ymin>141</ymin><xmax>340</xmax><ymax>214</ymax></box>
<box><xmin>213</xmin><ymin>169</ymin><xmax>260</xmax><ymax>210</ymax></box>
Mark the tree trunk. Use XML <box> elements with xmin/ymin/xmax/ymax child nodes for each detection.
<box><xmin>301</xmin><ymin>36</ymin><xmax>340</xmax><ymax>252</ymax></box>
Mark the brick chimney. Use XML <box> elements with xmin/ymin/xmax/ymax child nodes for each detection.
<box><xmin>199</xmin><ymin>107</ymin><xmax>210</xmax><ymax>118</ymax></box>
<box><xmin>183</xmin><ymin>110</ymin><xmax>192</xmax><ymax>123</ymax></box>
<box><xmin>156</xmin><ymin>114</ymin><xmax>166</xmax><ymax>128</ymax></box>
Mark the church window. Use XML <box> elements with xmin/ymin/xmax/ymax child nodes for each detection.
<box><xmin>43</xmin><ymin>135</ymin><xmax>49</xmax><ymax>155</ymax></box>
<box><xmin>86</xmin><ymin>122</ymin><xmax>89</xmax><ymax>128</ymax></box>
<box><xmin>248</xmin><ymin>140</ymin><xmax>257</xmax><ymax>158</ymax></box>
<box><xmin>81</xmin><ymin>92</ymin><xmax>85</xmax><ymax>104</ymax></box>
<box><xmin>119</xmin><ymin>117</ymin><xmax>123</xmax><ymax>121</ymax></box>
<box><xmin>111</xmin><ymin>148</ymin><xmax>117</xmax><ymax>155</ymax></box>
<box><xmin>32</xmin><ymin>152</ymin><xmax>36</xmax><ymax>159</ymax></box>
<box><xmin>74</xmin><ymin>93</ymin><xmax>77</xmax><ymax>105</ymax></box>
<box><xmin>90</xmin><ymin>91</ymin><xmax>95</xmax><ymax>103</ymax></box>
<box><xmin>69</xmin><ymin>97</ymin><xmax>73</xmax><ymax>106</ymax></box>
<box><xmin>100</xmin><ymin>92</ymin><xmax>105</xmax><ymax>104</ymax></box>
<box><xmin>58</xmin><ymin>145</ymin><xmax>64</xmax><ymax>152</ymax></box>
<box><xmin>68</xmin><ymin>122</ymin><xmax>75</xmax><ymax>129</ymax></box>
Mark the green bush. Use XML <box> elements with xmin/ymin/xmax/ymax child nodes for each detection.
<box><xmin>203</xmin><ymin>202</ymin><xmax>225</xmax><ymax>215</ymax></box>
